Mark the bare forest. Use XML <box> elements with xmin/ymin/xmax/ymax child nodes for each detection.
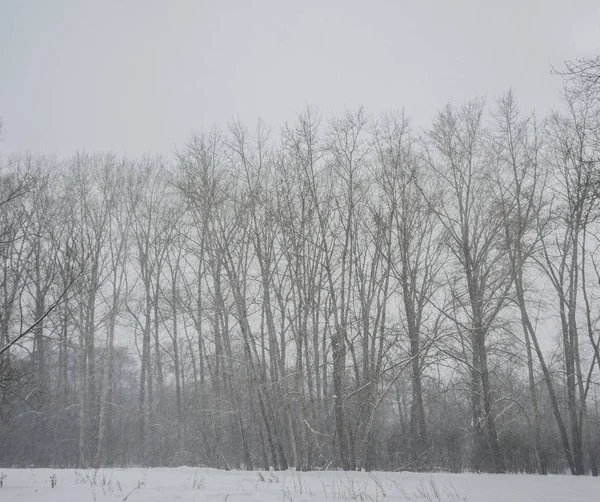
<box><xmin>1</xmin><ymin>62</ymin><xmax>600</xmax><ymax>475</ymax></box>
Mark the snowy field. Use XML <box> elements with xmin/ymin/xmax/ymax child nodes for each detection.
<box><xmin>0</xmin><ymin>467</ymin><xmax>596</xmax><ymax>501</ymax></box>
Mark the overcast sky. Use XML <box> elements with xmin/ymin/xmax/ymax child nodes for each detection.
<box><xmin>1</xmin><ymin>0</ymin><xmax>599</xmax><ymax>159</ymax></box>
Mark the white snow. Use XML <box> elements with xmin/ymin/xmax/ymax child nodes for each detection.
<box><xmin>0</xmin><ymin>467</ymin><xmax>596</xmax><ymax>501</ymax></box>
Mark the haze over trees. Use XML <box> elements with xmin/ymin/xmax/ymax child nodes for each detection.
<box><xmin>0</xmin><ymin>61</ymin><xmax>599</xmax><ymax>475</ymax></box>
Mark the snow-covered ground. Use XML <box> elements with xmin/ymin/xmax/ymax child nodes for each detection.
<box><xmin>0</xmin><ymin>467</ymin><xmax>595</xmax><ymax>501</ymax></box>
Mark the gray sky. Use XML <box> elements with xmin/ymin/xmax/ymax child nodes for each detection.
<box><xmin>1</xmin><ymin>0</ymin><xmax>599</xmax><ymax>159</ymax></box>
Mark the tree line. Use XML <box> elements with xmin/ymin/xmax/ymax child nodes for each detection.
<box><xmin>1</xmin><ymin>68</ymin><xmax>599</xmax><ymax>474</ymax></box>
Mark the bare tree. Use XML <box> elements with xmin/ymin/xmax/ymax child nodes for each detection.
<box><xmin>94</xmin><ymin>159</ymin><xmax>131</xmax><ymax>467</ymax></box>
<box><xmin>424</xmin><ymin>100</ymin><xmax>511</xmax><ymax>473</ymax></box>
<box><xmin>374</xmin><ymin>112</ymin><xmax>444</xmax><ymax>469</ymax></box>
<box><xmin>127</xmin><ymin>158</ymin><xmax>174</xmax><ymax>464</ymax></box>
<box><xmin>280</xmin><ymin>108</ymin><xmax>331</xmax><ymax>468</ymax></box>
<box><xmin>537</xmin><ymin>90</ymin><xmax>600</xmax><ymax>474</ymax></box>
<box><xmin>490</xmin><ymin>90</ymin><xmax>556</xmax><ymax>474</ymax></box>
<box><xmin>554</xmin><ymin>56</ymin><xmax>600</xmax><ymax>102</ymax></box>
